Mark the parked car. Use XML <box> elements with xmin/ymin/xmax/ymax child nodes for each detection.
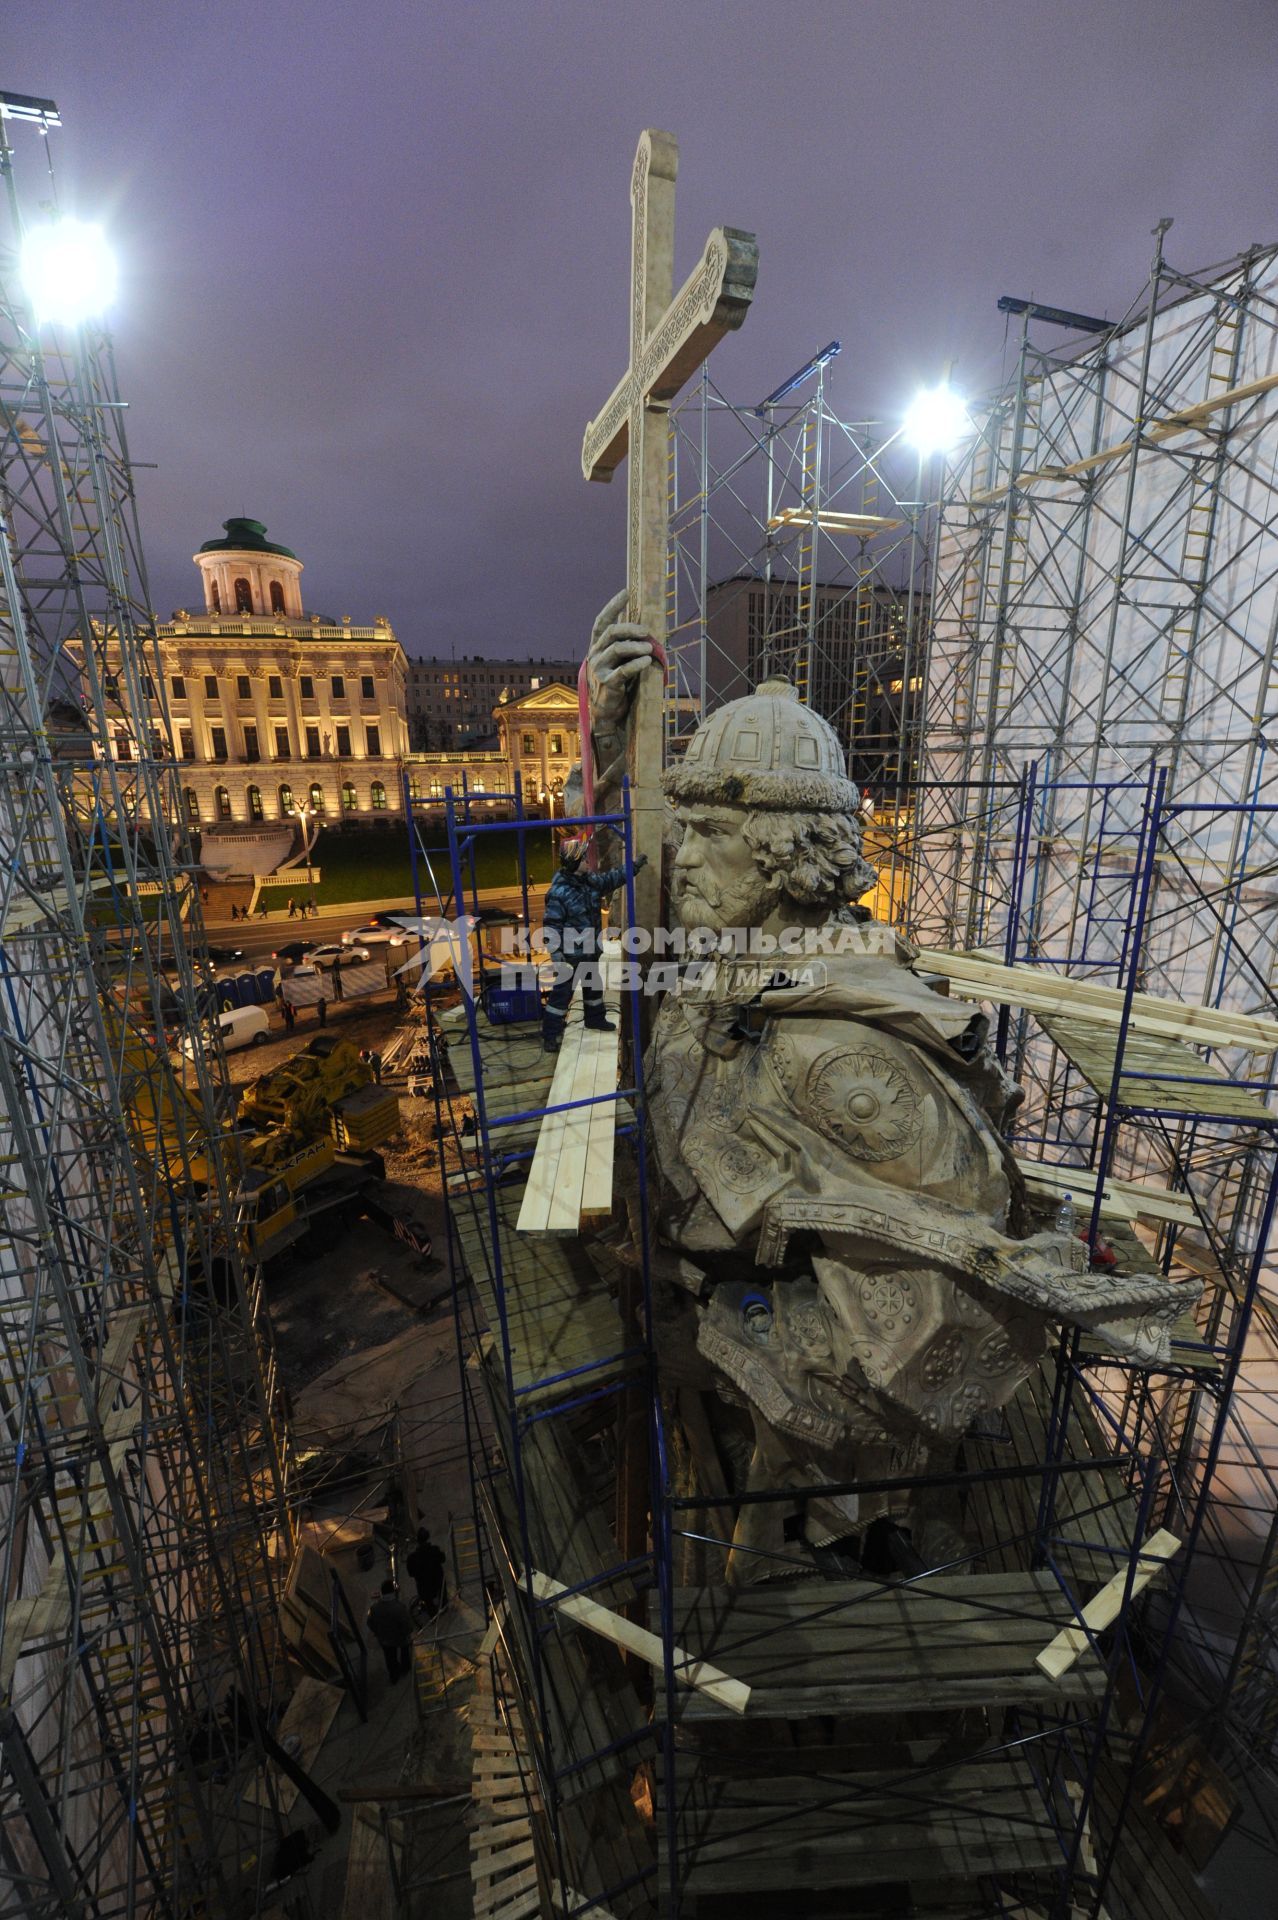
<box><xmin>309</xmin><ymin>942</ymin><xmax>371</xmax><ymax>970</ymax></box>
<box><xmin>180</xmin><ymin>1004</ymin><xmax>270</xmax><ymax>1058</ymax></box>
<box><xmin>272</xmin><ymin>939</ymin><xmax>318</xmax><ymax>964</ymax></box>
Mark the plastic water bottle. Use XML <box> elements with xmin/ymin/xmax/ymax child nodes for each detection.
<box><xmin>1055</xmin><ymin>1192</ymin><xmax>1076</xmax><ymax>1238</ymax></box>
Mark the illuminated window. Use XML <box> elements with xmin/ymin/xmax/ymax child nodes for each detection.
<box><xmin>234</xmin><ymin>577</ymin><xmax>252</xmax><ymax>613</ymax></box>
<box><xmin>215</xmin><ymin>785</ymin><xmax>231</xmax><ymax>821</ymax></box>
<box><xmin>184</xmin><ymin>788</ymin><xmax>200</xmax><ymax>822</ymax></box>
<box><xmin>247</xmin><ymin>784</ymin><xmax>263</xmax><ymax>822</ymax></box>
<box><xmin>115</xmin><ymin>731</ymin><xmax>132</xmax><ymax>761</ymax></box>
<box><xmin>309</xmin><ymin>782</ymin><xmax>325</xmax><ymax>814</ymax></box>
<box><xmin>279</xmin><ymin>783</ymin><xmax>295</xmax><ymax>815</ymax></box>
<box><xmin>269</xmin><ymin>580</ymin><xmax>285</xmax><ymax>614</ymax></box>
<box><xmin>371</xmin><ymin>780</ymin><xmax>387</xmax><ymax>810</ymax></box>
<box><xmin>549</xmin><ymin>733</ymin><xmax>563</xmax><ymax>755</ymax></box>
<box><xmin>341</xmin><ymin>780</ymin><xmax>357</xmax><ymax>812</ymax></box>
<box><xmin>521</xmin><ymin>731</ymin><xmax>535</xmax><ymax>754</ymax></box>
<box><xmin>429</xmin><ymin>778</ymin><xmax>442</xmax><ymax>798</ymax></box>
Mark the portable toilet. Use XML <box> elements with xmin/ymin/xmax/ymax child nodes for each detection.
<box><xmin>255</xmin><ymin>965</ymin><xmax>277</xmax><ymax>1005</ymax></box>
<box><xmin>215</xmin><ymin>976</ymin><xmax>239</xmax><ymax>1012</ymax></box>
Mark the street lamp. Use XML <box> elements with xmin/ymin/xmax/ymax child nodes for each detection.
<box><xmin>299</xmin><ymin>803</ymin><xmax>322</xmax><ymax>917</ymax></box>
<box><xmin>20</xmin><ymin>215</ymin><xmax>117</xmax><ymax>328</ymax></box>
<box><xmin>902</xmin><ymin>383</ymin><xmax>970</xmax><ymax>459</ymax></box>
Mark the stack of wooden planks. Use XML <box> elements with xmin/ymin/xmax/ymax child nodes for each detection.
<box><xmin>517</xmin><ymin>941</ymin><xmax>624</xmax><ymax>1236</ymax></box>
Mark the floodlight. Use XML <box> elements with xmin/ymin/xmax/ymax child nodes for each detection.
<box><xmin>903</xmin><ymin>383</ymin><xmax>970</xmax><ymax>458</ymax></box>
<box><xmin>20</xmin><ymin>217</ymin><xmax>117</xmax><ymax>328</ymax></box>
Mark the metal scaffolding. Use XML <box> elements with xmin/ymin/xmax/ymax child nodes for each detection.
<box><xmin>0</xmin><ymin>93</ymin><xmax>295</xmax><ymax>1919</ymax></box>
<box><xmin>664</xmin><ymin>349</ymin><xmax>930</xmax><ymax>795</ymax></box>
<box><xmin>419</xmin><ymin>775</ymin><xmax>1267</xmax><ymax>1916</ymax></box>
<box><xmin>910</xmin><ymin>235</ymin><xmax>1278</xmax><ymax>1783</ymax></box>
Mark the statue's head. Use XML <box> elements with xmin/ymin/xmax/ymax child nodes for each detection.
<box><xmin>662</xmin><ymin>680</ymin><xmax>875</xmax><ymax>935</ymax></box>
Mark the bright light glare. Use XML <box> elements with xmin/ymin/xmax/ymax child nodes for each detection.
<box><xmin>903</xmin><ymin>384</ymin><xmax>970</xmax><ymax>457</ymax></box>
<box><xmin>20</xmin><ymin>218</ymin><xmax>118</xmax><ymax>328</ymax></box>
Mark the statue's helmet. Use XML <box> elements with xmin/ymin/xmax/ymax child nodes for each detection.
<box><xmin>662</xmin><ymin>678</ymin><xmax>858</xmax><ymax>813</ymax></box>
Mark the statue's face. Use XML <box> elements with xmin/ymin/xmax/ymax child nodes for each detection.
<box><xmin>670</xmin><ymin>804</ymin><xmax>778</xmax><ymax>934</ymax></box>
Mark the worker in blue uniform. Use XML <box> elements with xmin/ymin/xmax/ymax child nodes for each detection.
<box><xmin>541</xmin><ymin>835</ymin><xmax>646</xmax><ymax>1053</ymax></box>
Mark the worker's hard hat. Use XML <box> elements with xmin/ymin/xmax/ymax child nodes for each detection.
<box><xmin>663</xmin><ymin>678</ymin><xmax>857</xmax><ymax>813</ymax></box>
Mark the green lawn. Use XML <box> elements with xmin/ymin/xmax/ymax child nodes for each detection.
<box><xmin>300</xmin><ymin>823</ymin><xmax>554</xmax><ymax>905</ymax></box>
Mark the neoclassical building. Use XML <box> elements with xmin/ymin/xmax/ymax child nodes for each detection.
<box><xmin>96</xmin><ymin>518</ymin><xmax>410</xmax><ymax>865</ymax></box>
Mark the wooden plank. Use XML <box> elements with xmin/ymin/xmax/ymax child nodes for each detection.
<box><xmin>341</xmin><ymin>1808</ymin><xmax>395</xmax><ymax>1920</ymax></box>
<box><xmin>1016</xmin><ymin>1158</ymin><xmax>1198</xmax><ymax>1228</ymax></box>
<box><xmin>969</xmin><ymin>365</ymin><xmax>1278</xmax><ymax>506</ymax></box>
<box><xmin>517</xmin><ymin>939</ymin><xmax>622</xmax><ymax>1236</ymax></box>
<box><xmin>529</xmin><ymin>1569</ymin><xmax>749</xmax><ymax>1715</ymax></box>
<box><xmin>244</xmin><ymin>1675</ymin><xmax>343</xmax><ymax>1812</ymax></box>
<box><xmin>927</xmin><ymin>947</ymin><xmax>1278</xmax><ymax>1055</ymax></box>
<box><xmin>1037</xmin><ymin>1530</ymin><xmax>1181</xmax><ymax>1678</ymax></box>
<box><xmin>515</xmin><ymin>1012</ymin><xmax>584</xmax><ymax>1231</ymax></box>
<box><xmin>662</xmin><ymin>1753</ymin><xmax>1062</xmax><ymax>1892</ymax></box>
<box><xmin>1042</xmin><ymin>1015</ymin><xmax>1273</xmax><ymax>1122</ymax></box>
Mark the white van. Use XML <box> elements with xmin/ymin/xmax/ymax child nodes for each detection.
<box><xmin>181</xmin><ymin>1004</ymin><xmax>271</xmax><ymax>1058</ymax></box>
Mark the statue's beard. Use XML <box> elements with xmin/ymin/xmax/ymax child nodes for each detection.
<box><xmin>671</xmin><ymin>865</ymin><xmax>780</xmax><ymax>935</ymax></box>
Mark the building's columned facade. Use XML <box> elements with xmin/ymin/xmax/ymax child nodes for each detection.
<box><xmin>401</xmin><ymin>682</ymin><xmax>580</xmax><ymax>816</ymax></box>
<box><xmin>95</xmin><ymin>519</ymin><xmax>411</xmax><ymax>848</ymax></box>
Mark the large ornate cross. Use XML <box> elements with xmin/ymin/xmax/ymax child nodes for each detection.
<box><xmin>582</xmin><ymin>128</ymin><xmax>757</xmax><ymax>934</ymax></box>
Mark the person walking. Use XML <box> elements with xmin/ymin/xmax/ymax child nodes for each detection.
<box><xmin>369</xmin><ymin>1049</ymin><xmax>382</xmax><ymax>1085</ymax></box>
<box><xmin>281</xmin><ymin>995</ymin><xmax>295</xmax><ymax>1032</ymax></box>
<box><xmin>540</xmin><ymin>836</ymin><xmax>646</xmax><ymax>1053</ymax></box>
<box><xmin>317</xmin><ymin>995</ymin><xmax>327</xmax><ymax>1028</ymax></box>
<box><xmin>287</xmin><ymin>897</ymin><xmax>297</xmax><ymax>919</ymax></box>
<box><xmin>256</xmin><ymin>896</ymin><xmax>269</xmax><ymax>918</ymax></box>
<box><xmin>365</xmin><ymin>1580</ymin><xmax>414</xmax><ymax>1683</ymax></box>
<box><xmin>331</xmin><ymin>953</ymin><xmax>343</xmax><ymax>1001</ymax></box>
<box><xmin>405</xmin><ymin>1528</ymin><xmax>447</xmax><ymax>1615</ymax></box>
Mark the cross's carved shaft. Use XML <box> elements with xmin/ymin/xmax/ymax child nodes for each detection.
<box><xmin>582</xmin><ymin>129</ymin><xmax>757</xmax><ymax>936</ymax></box>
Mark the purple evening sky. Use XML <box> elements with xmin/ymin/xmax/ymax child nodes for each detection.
<box><xmin>5</xmin><ymin>1</ymin><xmax>1277</xmax><ymax>658</ymax></box>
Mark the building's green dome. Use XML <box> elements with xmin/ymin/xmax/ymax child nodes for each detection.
<box><xmin>198</xmin><ymin>517</ymin><xmax>297</xmax><ymax>559</ymax></box>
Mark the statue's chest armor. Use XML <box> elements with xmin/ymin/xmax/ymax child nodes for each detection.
<box><xmin>647</xmin><ymin>1003</ymin><xmax>1008</xmax><ymax>1250</ymax></box>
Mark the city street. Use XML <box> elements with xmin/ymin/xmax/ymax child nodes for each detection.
<box><xmin>200</xmin><ymin>885</ymin><xmax>531</xmax><ymax>960</ymax></box>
